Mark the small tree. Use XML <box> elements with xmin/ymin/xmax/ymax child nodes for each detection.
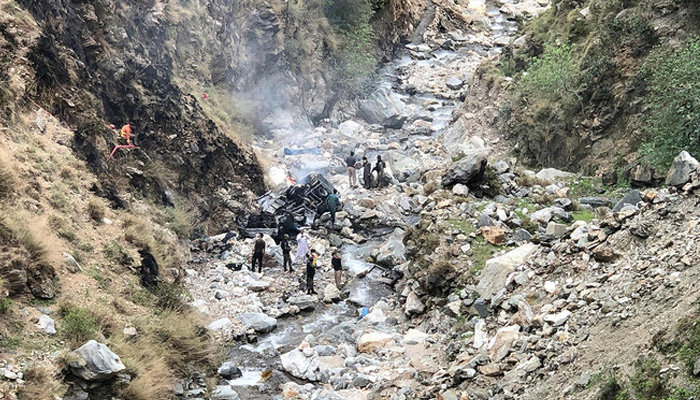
<box><xmin>518</xmin><ymin>42</ymin><xmax>582</xmax><ymax>109</ymax></box>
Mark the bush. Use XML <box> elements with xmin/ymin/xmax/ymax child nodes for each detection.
<box><xmin>640</xmin><ymin>37</ymin><xmax>700</xmax><ymax>169</ymax></box>
<box><xmin>631</xmin><ymin>358</ymin><xmax>667</xmax><ymax>400</ymax></box>
<box><xmin>0</xmin><ymin>298</ymin><xmax>12</xmax><ymax>314</ymax></box>
<box><xmin>153</xmin><ymin>282</ymin><xmax>190</xmax><ymax>312</ymax></box>
<box><xmin>518</xmin><ymin>42</ymin><xmax>580</xmax><ymax>104</ymax></box>
<box><xmin>87</xmin><ymin>198</ymin><xmax>106</xmax><ymax>223</ymax></box>
<box><xmin>60</xmin><ymin>306</ymin><xmax>99</xmax><ymax>345</ymax></box>
<box><xmin>164</xmin><ymin>206</ymin><xmax>194</xmax><ymax>239</ymax></box>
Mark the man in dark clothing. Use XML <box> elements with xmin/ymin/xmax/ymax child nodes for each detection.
<box><xmin>346</xmin><ymin>151</ymin><xmax>358</xmax><ymax>187</ymax></box>
<box><xmin>280</xmin><ymin>234</ymin><xmax>293</xmax><ymax>272</ymax></box>
<box><xmin>373</xmin><ymin>155</ymin><xmax>386</xmax><ymax>187</ymax></box>
<box><xmin>281</xmin><ymin>212</ymin><xmax>300</xmax><ymax>236</ymax></box>
<box><xmin>306</xmin><ymin>250</ymin><xmax>318</xmax><ymax>295</ymax></box>
<box><xmin>362</xmin><ymin>156</ymin><xmax>372</xmax><ymax>189</ymax></box>
<box><xmin>332</xmin><ymin>251</ymin><xmax>343</xmax><ymax>289</ymax></box>
<box><xmin>251</xmin><ymin>233</ymin><xmax>266</xmax><ymax>273</ymax></box>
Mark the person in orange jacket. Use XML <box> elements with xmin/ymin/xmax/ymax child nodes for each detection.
<box><xmin>119</xmin><ymin>123</ymin><xmax>132</xmax><ymax>145</ymax></box>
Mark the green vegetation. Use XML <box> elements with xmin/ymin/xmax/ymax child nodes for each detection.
<box><xmin>447</xmin><ymin>219</ymin><xmax>476</xmax><ymax>235</ymax></box>
<box><xmin>325</xmin><ymin>0</ymin><xmax>378</xmax><ymax>93</ymax></box>
<box><xmin>639</xmin><ymin>37</ymin><xmax>700</xmax><ymax>169</ymax></box>
<box><xmin>518</xmin><ymin>43</ymin><xmax>580</xmax><ymax>105</ymax></box>
<box><xmin>0</xmin><ymin>298</ymin><xmax>13</xmax><ymax>314</ymax></box>
<box><xmin>164</xmin><ymin>205</ymin><xmax>194</xmax><ymax>239</ymax></box>
<box><xmin>59</xmin><ymin>305</ymin><xmax>99</xmax><ymax>345</ymax></box>
<box><xmin>572</xmin><ymin>209</ymin><xmax>595</xmax><ymax>223</ymax></box>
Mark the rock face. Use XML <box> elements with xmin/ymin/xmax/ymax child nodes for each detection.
<box><xmin>358</xmin><ymin>88</ymin><xmax>407</xmax><ymax>128</ymax></box>
<box><xmin>442</xmin><ymin>152</ymin><xmax>487</xmax><ymax>187</ymax></box>
<box><xmin>69</xmin><ymin>340</ymin><xmax>126</xmax><ymax>381</ymax></box>
<box><xmin>476</xmin><ymin>244</ymin><xmax>537</xmax><ymax>299</ymax></box>
<box><xmin>235</xmin><ymin>313</ymin><xmax>278</xmax><ymax>333</ymax></box>
<box><xmin>666</xmin><ymin>151</ymin><xmax>699</xmax><ymax>187</ymax></box>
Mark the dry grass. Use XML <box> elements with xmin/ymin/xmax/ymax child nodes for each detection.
<box><xmin>0</xmin><ymin>158</ymin><xmax>16</xmax><ymax>200</ymax></box>
<box><xmin>16</xmin><ymin>363</ymin><xmax>65</xmax><ymax>400</ymax></box>
<box><xmin>87</xmin><ymin>197</ymin><xmax>106</xmax><ymax>223</ymax></box>
<box><xmin>112</xmin><ymin>310</ymin><xmax>213</xmax><ymax>399</ymax></box>
<box><xmin>516</xmin><ymin>168</ymin><xmax>551</xmax><ymax>187</ymax></box>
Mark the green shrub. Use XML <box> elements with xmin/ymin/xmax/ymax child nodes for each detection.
<box><xmin>103</xmin><ymin>240</ymin><xmax>133</xmax><ymax>266</ymax></box>
<box><xmin>61</xmin><ymin>306</ymin><xmax>98</xmax><ymax>344</ymax></box>
<box><xmin>518</xmin><ymin>42</ymin><xmax>580</xmax><ymax>105</ymax></box>
<box><xmin>640</xmin><ymin>37</ymin><xmax>700</xmax><ymax>169</ymax></box>
<box><xmin>0</xmin><ymin>298</ymin><xmax>13</xmax><ymax>314</ymax></box>
<box><xmin>153</xmin><ymin>282</ymin><xmax>190</xmax><ymax>312</ymax></box>
<box><xmin>630</xmin><ymin>358</ymin><xmax>667</xmax><ymax>400</ymax></box>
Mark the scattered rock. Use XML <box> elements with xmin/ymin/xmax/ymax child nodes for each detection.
<box><xmin>666</xmin><ymin>151</ymin><xmax>698</xmax><ymax>187</ymax></box>
<box><xmin>235</xmin><ymin>313</ymin><xmax>278</xmax><ymax>334</ymax></box>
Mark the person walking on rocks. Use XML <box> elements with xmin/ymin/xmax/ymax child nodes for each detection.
<box><xmin>295</xmin><ymin>228</ymin><xmax>309</xmax><ymax>264</ymax></box>
<box><xmin>280</xmin><ymin>234</ymin><xmax>293</xmax><ymax>272</ymax></box>
<box><xmin>362</xmin><ymin>156</ymin><xmax>372</xmax><ymax>189</ymax></box>
<box><xmin>332</xmin><ymin>251</ymin><xmax>343</xmax><ymax>290</ymax></box>
<box><xmin>373</xmin><ymin>155</ymin><xmax>386</xmax><ymax>188</ymax></box>
<box><xmin>346</xmin><ymin>151</ymin><xmax>358</xmax><ymax>187</ymax></box>
<box><xmin>327</xmin><ymin>189</ymin><xmax>341</xmax><ymax>225</ymax></box>
<box><xmin>306</xmin><ymin>249</ymin><xmax>318</xmax><ymax>295</ymax></box>
<box><xmin>251</xmin><ymin>233</ymin><xmax>266</xmax><ymax>273</ymax></box>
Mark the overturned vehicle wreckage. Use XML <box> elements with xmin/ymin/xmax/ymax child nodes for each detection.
<box><xmin>237</xmin><ymin>173</ymin><xmax>336</xmax><ymax>240</ymax></box>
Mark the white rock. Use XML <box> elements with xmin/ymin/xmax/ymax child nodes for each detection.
<box><xmin>35</xmin><ymin>315</ymin><xmax>56</xmax><ymax>335</ymax></box>
<box><xmin>452</xmin><ymin>183</ymin><xmax>470</xmax><ymax>196</ymax></box>
<box><xmin>69</xmin><ymin>340</ymin><xmax>126</xmax><ymax>381</ymax></box>
<box><xmin>207</xmin><ymin>318</ymin><xmax>233</xmax><ymax>332</ymax></box>
<box><xmin>357</xmin><ymin>331</ymin><xmax>395</xmax><ymax>353</ymax></box>
<box><xmin>404</xmin><ymin>291</ymin><xmax>425</xmax><ymax>315</ymax></box>
<box><xmin>477</xmin><ymin>244</ymin><xmax>537</xmax><ymax>299</ymax></box>
<box><xmin>211</xmin><ymin>386</ymin><xmax>240</xmax><ymax>400</ymax></box>
<box><xmin>544</xmin><ymin>281</ymin><xmax>557</xmax><ymax>294</ymax></box>
<box><xmin>280</xmin><ymin>345</ymin><xmax>321</xmax><ymax>381</ymax></box>
<box><xmin>543</xmin><ymin>310</ymin><xmax>572</xmax><ymax>326</ymax></box>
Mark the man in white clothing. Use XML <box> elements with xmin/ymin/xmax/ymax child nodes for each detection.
<box><xmin>295</xmin><ymin>228</ymin><xmax>309</xmax><ymax>264</ymax></box>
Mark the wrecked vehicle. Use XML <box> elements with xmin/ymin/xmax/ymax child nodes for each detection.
<box><xmin>237</xmin><ymin>173</ymin><xmax>335</xmax><ymax>240</ymax></box>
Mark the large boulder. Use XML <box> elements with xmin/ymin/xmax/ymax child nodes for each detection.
<box><xmin>235</xmin><ymin>313</ymin><xmax>277</xmax><ymax>334</ymax></box>
<box><xmin>376</xmin><ymin>229</ymin><xmax>406</xmax><ymax>267</ymax></box>
<box><xmin>280</xmin><ymin>345</ymin><xmax>321</xmax><ymax>381</ymax></box>
<box><xmin>211</xmin><ymin>385</ymin><xmax>240</xmax><ymax>400</ymax></box>
<box><xmin>404</xmin><ymin>291</ymin><xmax>425</xmax><ymax>315</ymax></box>
<box><xmin>476</xmin><ymin>244</ymin><xmax>537</xmax><ymax>299</ymax></box>
<box><xmin>69</xmin><ymin>340</ymin><xmax>126</xmax><ymax>381</ymax></box>
<box><xmin>535</xmin><ymin>168</ymin><xmax>574</xmax><ymax>182</ymax></box>
<box><xmin>357</xmin><ymin>331</ymin><xmax>395</xmax><ymax>353</ymax></box>
<box><xmin>358</xmin><ymin>88</ymin><xmax>407</xmax><ymax>129</ymax></box>
<box><xmin>286</xmin><ymin>295</ymin><xmax>316</xmax><ymax>311</ymax></box>
<box><xmin>666</xmin><ymin>151</ymin><xmax>699</xmax><ymax>187</ymax></box>
<box><xmin>442</xmin><ymin>151</ymin><xmax>487</xmax><ymax>188</ymax></box>
<box><xmin>612</xmin><ymin>190</ymin><xmax>642</xmax><ymax>212</ymax></box>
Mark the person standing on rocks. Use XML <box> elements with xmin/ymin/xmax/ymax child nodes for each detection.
<box><xmin>306</xmin><ymin>249</ymin><xmax>318</xmax><ymax>295</ymax></box>
<box><xmin>373</xmin><ymin>155</ymin><xmax>386</xmax><ymax>188</ymax></box>
<box><xmin>280</xmin><ymin>234</ymin><xmax>293</xmax><ymax>272</ymax></box>
<box><xmin>251</xmin><ymin>233</ymin><xmax>266</xmax><ymax>273</ymax></box>
<box><xmin>332</xmin><ymin>251</ymin><xmax>343</xmax><ymax>289</ymax></box>
<box><xmin>346</xmin><ymin>151</ymin><xmax>358</xmax><ymax>187</ymax></box>
<box><xmin>362</xmin><ymin>156</ymin><xmax>372</xmax><ymax>189</ymax></box>
<box><xmin>327</xmin><ymin>189</ymin><xmax>341</xmax><ymax>225</ymax></box>
<box><xmin>295</xmin><ymin>228</ymin><xmax>309</xmax><ymax>264</ymax></box>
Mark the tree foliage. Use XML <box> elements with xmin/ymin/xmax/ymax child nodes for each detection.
<box><xmin>518</xmin><ymin>43</ymin><xmax>580</xmax><ymax>104</ymax></box>
<box><xmin>640</xmin><ymin>37</ymin><xmax>700</xmax><ymax>169</ymax></box>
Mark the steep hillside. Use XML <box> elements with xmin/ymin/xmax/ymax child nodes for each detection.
<box><xmin>453</xmin><ymin>0</ymin><xmax>700</xmax><ymax>178</ymax></box>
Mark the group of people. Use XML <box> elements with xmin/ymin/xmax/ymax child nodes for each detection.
<box><xmin>250</xmin><ymin>228</ymin><xmax>344</xmax><ymax>295</ymax></box>
<box><xmin>346</xmin><ymin>152</ymin><xmax>386</xmax><ymax>189</ymax></box>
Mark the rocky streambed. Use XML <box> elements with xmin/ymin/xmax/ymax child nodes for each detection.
<box><xmin>180</xmin><ymin>0</ymin><xmax>553</xmax><ymax>399</ymax></box>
